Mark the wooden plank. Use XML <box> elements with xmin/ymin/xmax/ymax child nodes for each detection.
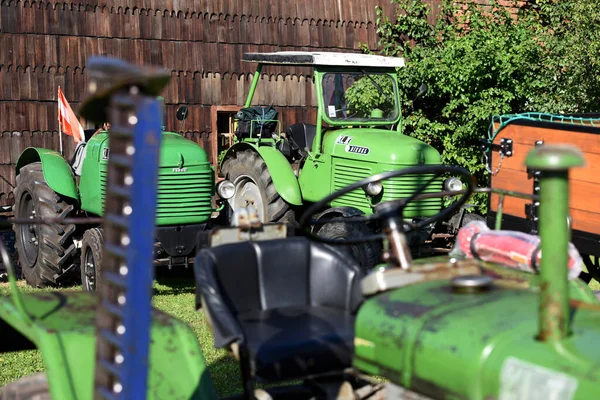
<box><xmin>491</xmin><ymin>168</ymin><xmax>600</xmax><ymax>215</ymax></box>
<box><xmin>490</xmin><ymin>193</ymin><xmax>600</xmax><ymax>235</ymax></box>
<box><xmin>493</xmin><ymin>122</ymin><xmax>600</xmax><ymax>155</ymax></box>
<box><xmin>491</xmin><ymin>141</ymin><xmax>600</xmax><ymax>185</ymax></box>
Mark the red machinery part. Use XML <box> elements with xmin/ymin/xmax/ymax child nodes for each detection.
<box><xmin>456</xmin><ymin>221</ymin><xmax>582</xmax><ymax>280</ymax></box>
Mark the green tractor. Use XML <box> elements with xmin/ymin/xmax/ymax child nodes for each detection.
<box><xmin>220</xmin><ymin>52</ymin><xmax>471</xmax><ymax>266</ymax></box>
<box><xmin>12</xmin><ymin>85</ymin><xmax>234</xmax><ymax>290</ymax></box>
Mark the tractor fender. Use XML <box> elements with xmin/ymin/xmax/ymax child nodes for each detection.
<box><xmin>16</xmin><ymin>148</ymin><xmax>79</xmax><ymax>201</ymax></box>
<box><xmin>222</xmin><ymin>143</ymin><xmax>303</xmax><ymax>206</ymax></box>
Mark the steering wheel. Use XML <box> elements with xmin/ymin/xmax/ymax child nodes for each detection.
<box><xmin>299</xmin><ymin>165</ymin><xmax>476</xmax><ymax>245</ymax></box>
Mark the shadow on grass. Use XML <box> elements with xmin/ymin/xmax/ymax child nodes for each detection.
<box><xmin>153</xmin><ymin>267</ymin><xmax>196</xmax><ymax>296</ymax></box>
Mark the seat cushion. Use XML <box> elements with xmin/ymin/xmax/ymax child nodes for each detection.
<box><xmin>239</xmin><ymin>306</ymin><xmax>355</xmax><ymax>381</ymax></box>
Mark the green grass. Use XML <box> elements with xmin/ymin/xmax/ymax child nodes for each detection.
<box><xmin>0</xmin><ymin>274</ymin><xmax>242</xmax><ymax>397</ymax></box>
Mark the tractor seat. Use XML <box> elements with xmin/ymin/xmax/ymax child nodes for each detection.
<box><xmin>286</xmin><ymin>123</ymin><xmax>317</xmax><ymax>157</ymax></box>
<box><xmin>194</xmin><ymin>237</ymin><xmax>364</xmax><ymax>383</ymax></box>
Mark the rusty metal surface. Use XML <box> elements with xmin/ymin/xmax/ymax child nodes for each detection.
<box><xmin>361</xmin><ymin>258</ymin><xmax>482</xmax><ymax>296</ymax></box>
<box><xmin>209</xmin><ymin>223</ymin><xmax>289</xmax><ymax>247</ymax></box>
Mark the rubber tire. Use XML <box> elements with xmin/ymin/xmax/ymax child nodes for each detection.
<box><xmin>0</xmin><ymin>373</ymin><xmax>50</xmax><ymax>400</ymax></box>
<box><xmin>315</xmin><ymin>221</ymin><xmax>381</xmax><ymax>271</ymax></box>
<box><xmin>80</xmin><ymin>227</ymin><xmax>103</xmax><ymax>292</ymax></box>
<box><xmin>13</xmin><ymin>163</ymin><xmax>77</xmax><ymax>287</ymax></box>
<box><xmin>221</xmin><ymin>149</ymin><xmax>296</xmax><ymax>224</ymax></box>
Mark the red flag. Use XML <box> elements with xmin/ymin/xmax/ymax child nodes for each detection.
<box><xmin>57</xmin><ymin>87</ymin><xmax>84</xmax><ymax>143</ymax></box>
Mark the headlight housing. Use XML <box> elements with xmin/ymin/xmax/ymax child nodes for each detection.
<box><xmin>444</xmin><ymin>177</ymin><xmax>463</xmax><ymax>192</ymax></box>
<box><xmin>364</xmin><ymin>181</ymin><xmax>383</xmax><ymax>196</ymax></box>
<box><xmin>217</xmin><ymin>180</ymin><xmax>235</xmax><ymax>200</ymax></box>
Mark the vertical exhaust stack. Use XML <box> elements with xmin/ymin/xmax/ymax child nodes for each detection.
<box><xmin>525</xmin><ymin>145</ymin><xmax>585</xmax><ymax>341</ymax></box>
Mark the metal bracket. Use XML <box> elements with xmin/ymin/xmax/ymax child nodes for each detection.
<box><xmin>481</xmin><ymin>137</ymin><xmax>513</xmax><ymax>157</ymax></box>
<box><xmin>525</xmin><ymin>140</ymin><xmax>544</xmax><ymax>234</ymax></box>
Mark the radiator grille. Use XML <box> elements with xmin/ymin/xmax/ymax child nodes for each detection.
<box><xmin>332</xmin><ymin>161</ymin><xmax>443</xmax><ymax>217</ymax></box>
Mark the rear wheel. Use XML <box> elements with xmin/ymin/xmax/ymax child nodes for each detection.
<box><xmin>13</xmin><ymin>163</ymin><xmax>77</xmax><ymax>287</ymax></box>
<box><xmin>0</xmin><ymin>373</ymin><xmax>50</xmax><ymax>400</ymax></box>
<box><xmin>221</xmin><ymin>150</ymin><xmax>295</xmax><ymax>224</ymax></box>
<box><xmin>81</xmin><ymin>228</ymin><xmax>103</xmax><ymax>291</ymax></box>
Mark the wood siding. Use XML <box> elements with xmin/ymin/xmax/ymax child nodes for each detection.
<box><xmin>0</xmin><ymin>0</ymin><xmax>399</xmax><ymax>204</ymax></box>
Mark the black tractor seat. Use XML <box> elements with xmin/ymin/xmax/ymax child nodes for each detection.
<box><xmin>194</xmin><ymin>237</ymin><xmax>364</xmax><ymax>396</ymax></box>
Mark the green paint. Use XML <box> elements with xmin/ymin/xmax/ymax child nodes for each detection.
<box><xmin>18</xmin><ymin>132</ymin><xmax>215</xmax><ymax>226</ymax></box>
<box><xmin>253</xmin><ymin>146</ymin><xmax>302</xmax><ymax>206</ymax></box>
<box><xmin>234</xmin><ymin>58</ymin><xmax>444</xmax><ymax>222</ymax></box>
<box><xmin>354</xmin><ymin>145</ymin><xmax>595</xmax><ymax>399</ymax></box>
<box><xmin>0</xmin><ymin>292</ymin><xmax>216</xmax><ymax>400</ymax></box>
<box><xmin>16</xmin><ymin>148</ymin><xmax>78</xmax><ymax>200</ymax></box>
<box><xmin>354</xmin><ymin>279</ymin><xmax>600</xmax><ymax>399</ymax></box>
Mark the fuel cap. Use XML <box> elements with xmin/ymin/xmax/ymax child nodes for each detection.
<box><xmin>451</xmin><ymin>275</ymin><xmax>493</xmax><ymax>293</ymax></box>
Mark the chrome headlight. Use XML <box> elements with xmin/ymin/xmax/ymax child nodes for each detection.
<box><xmin>217</xmin><ymin>180</ymin><xmax>235</xmax><ymax>200</ymax></box>
<box><xmin>444</xmin><ymin>177</ymin><xmax>463</xmax><ymax>192</ymax></box>
<box><xmin>364</xmin><ymin>181</ymin><xmax>383</xmax><ymax>196</ymax></box>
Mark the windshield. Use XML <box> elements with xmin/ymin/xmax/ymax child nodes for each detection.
<box><xmin>321</xmin><ymin>72</ymin><xmax>398</xmax><ymax>123</ymax></box>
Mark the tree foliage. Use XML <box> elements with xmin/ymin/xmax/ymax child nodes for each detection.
<box><xmin>367</xmin><ymin>0</ymin><xmax>600</xmax><ymax>211</ymax></box>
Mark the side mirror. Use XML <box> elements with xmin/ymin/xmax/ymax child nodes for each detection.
<box><xmin>176</xmin><ymin>106</ymin><xmax>189</xmax><ymax>121</ymax></box>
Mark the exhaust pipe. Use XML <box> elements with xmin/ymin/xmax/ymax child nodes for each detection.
<box><xmin>525</xmin><ymin>144</ymin><xmax>585</xmax><ymax>341</ymax></box>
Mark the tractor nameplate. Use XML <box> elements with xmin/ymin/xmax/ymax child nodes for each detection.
<box><xmin>336</xmin><ymin>135</ymin><xmax>353</xmax><ymax>145</ymax></box>
<box><xmin>345</xmin><ymin>145</ymin><xmax>370</xmax><ymax>155</ymax></box>
<box><xmin>172</xmin><ymin>167</ymin><xmax>188</xmax><ymax>173</ymax></box>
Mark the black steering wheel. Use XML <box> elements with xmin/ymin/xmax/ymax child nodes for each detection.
<box><xmin>299</xmin><ymin>165</ymin><xmax>476</xmax><ymax>245</ymax></box>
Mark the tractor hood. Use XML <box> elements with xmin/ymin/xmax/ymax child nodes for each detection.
<box><xmin>322</xmin><ymin>128</ymin><xmax>441</xmax><ymax>165</ymax></box>
<box><xmin>158</xmin><ymin>132</ymin><xmax>209</xmax><ymax>167</ymax></box>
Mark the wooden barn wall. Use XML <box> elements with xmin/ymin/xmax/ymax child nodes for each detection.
<box><xmin>0</xmin><ymin>0</ymin><xmax>531</xmax><ymax>204</ymax></box>
<box><xmin>0</xmin><ymin>0</ymin><xmax>400</xmax><ymax>204</ymax></box>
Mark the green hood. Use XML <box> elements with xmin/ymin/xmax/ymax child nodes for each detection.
<box><xmin>158</xmin><ymin>132</ymin><xmax>209</xmax><ymax>167</ymax></box>
<box><xmin>322</xmin><ymin>128</ymin><xmax>441</xmax><ymax>165</ymax></box>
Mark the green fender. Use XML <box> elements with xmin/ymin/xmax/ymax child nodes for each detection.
<box><xmin>16</xmin><ymin>148</ymin><xmax>79</xmax><ymax>200</ymax></box>
<box><xmin>222</xmin><ymin>144</ymin><xmax>303</xmax><ymax>206</ymax></box>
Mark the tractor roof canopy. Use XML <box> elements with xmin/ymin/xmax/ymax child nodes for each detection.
<box><xmin>242</xmin><ymin>52</ymin><xmax>406</xmax><ymax>68</ymax></box>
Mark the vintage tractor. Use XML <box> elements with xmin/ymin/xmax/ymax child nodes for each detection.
<box><xmin>11</xmin><ymin>62</ymin><xmax>235</xmax><ymax>289</ymax></box>
<box><xmin>2</xmin><ymin>57</ymin><xmax>599</xmax><ymax>400</ymax></box>
<box><xmin>220</xmin><ymin>51</ymin><xmax>474</xmax><ymax>266</ymax></box>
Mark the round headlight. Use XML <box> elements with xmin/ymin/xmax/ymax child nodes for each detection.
<box><xmin>217</xmin><ymin>180</ymin><xmax>235</xmax><ymax>200</ymax></box>
<box><xmin>444</xmin><ymin>177</ymin><xmax>463</xmax><ymax>192</ymax></box>
<box><xmin>365</xmin><ymin>181</ymin><xmax>383</xmax><ymax>196</ymax></box>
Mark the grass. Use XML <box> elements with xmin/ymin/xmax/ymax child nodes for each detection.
<box><xmin>0</xmin><ymin>271</ymin><xmax>242</xmax><ymax>397</ymax></box>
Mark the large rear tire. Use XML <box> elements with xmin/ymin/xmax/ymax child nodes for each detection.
<box><xmin>0</xmin><ymin>373</ymin><xmax>50</xmax><ymax>400</ymax></box>
<box><xmin>221</xmin><ymin>150</ymin><xmax>295</xmax><ymax>224</ymax></box>
<box><xmin>81</xmin><ymin>227</ymin><xmax>103</xmax><ymax>292</ymax></box>
<box><xmin>13</xmin><ymin>163</ymin><xmax>77</xmax><ymax>287</ymax></box>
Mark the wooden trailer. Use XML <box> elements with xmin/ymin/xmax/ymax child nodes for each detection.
<box><xmin>484</xmin><ymin>113</ymin><xmax>600</xmax><ymax>280</ymax></box>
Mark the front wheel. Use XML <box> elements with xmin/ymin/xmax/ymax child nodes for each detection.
<box><xmin>315</xmin><ymin>221</ymin><xmax>381</xmax><ymax>271</ymax></box>
<box><xmin>221</xmin><ymin>150</ymin><xmax>295</xmax><ymax>225</ymax></box>
<box><xmin>80</xmin><ymin>228</ymin><xmax>103</xmax><ymax>291</ymax></box>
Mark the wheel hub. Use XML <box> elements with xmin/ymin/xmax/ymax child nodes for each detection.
<box><xmin>231</xmin><ymin>176</ymin><xmax>265</xmax><ymax>222</ymax></box>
